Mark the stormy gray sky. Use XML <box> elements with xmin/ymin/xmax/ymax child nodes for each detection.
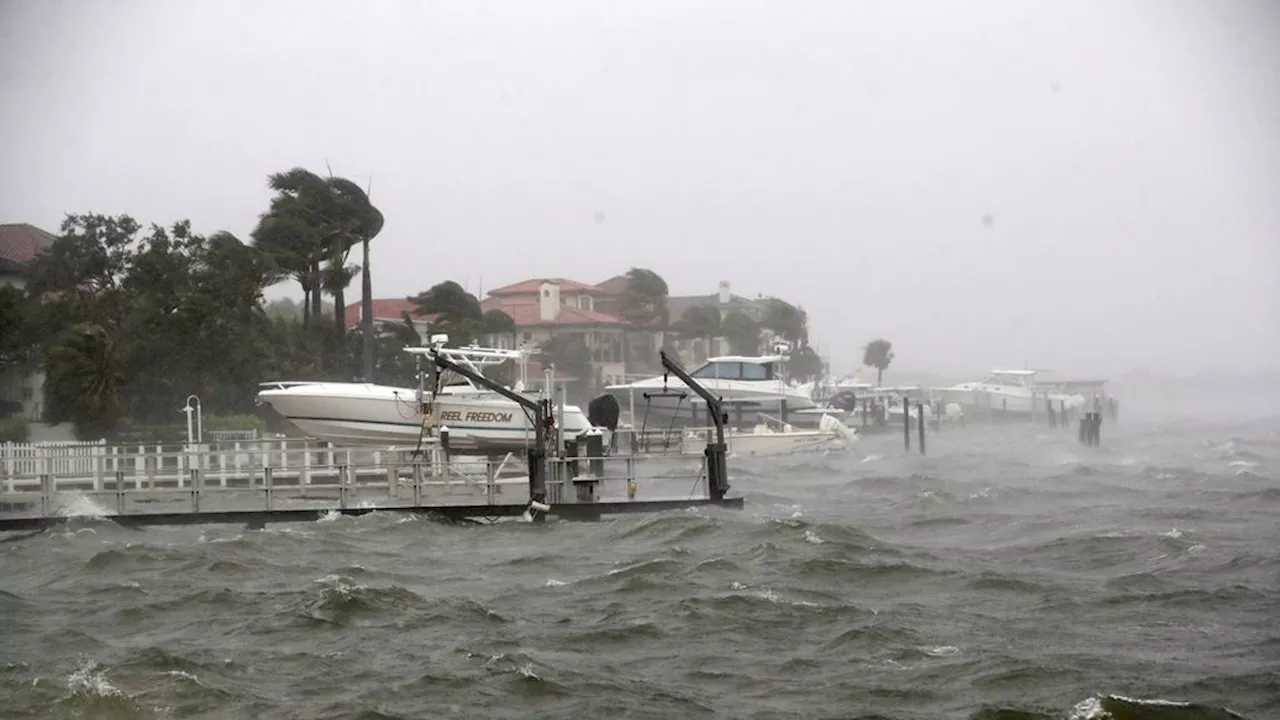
<box><xmin>2</xmin><ymin>0</ymin><xmax>1278</xmax><ymax>379</ymax></box>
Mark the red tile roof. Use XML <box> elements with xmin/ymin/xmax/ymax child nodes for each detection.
<box><xmin>481</xmin><ymin>297</ymin><xmax>624</xmax><ymax>327</ymax></box>
<box><xmin>342</xmin><ymin>299</ymin><xmax>438</xmax><ymax>328</ymax></box>
<box><xmin>0</xmin><ymin>223</ymin><xmax>57</xmax><ymax>273</ymax></box>
<box><xmin>343</xmin><ymin>288</ymin><xmax>627</xmax><ymax>331</ymax></box>
<box><xmin>486</xmin><ymin>277</ymin><xmax>600</xmax><ymax>296</ymax></box>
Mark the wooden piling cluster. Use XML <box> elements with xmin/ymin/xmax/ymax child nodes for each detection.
<box><xmin>1078</xmin><ymin>412</ymin><xmax>1102</xmax><ymax>447</ymax></box>
<box><xmin>902</xmin><ymin>398</ymin><xmax>928</xmax><ymax>456</ymax></box>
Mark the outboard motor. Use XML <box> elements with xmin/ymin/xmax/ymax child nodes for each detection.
<box><xmin>587</xmin><ymin>393</ymin><xmax>621</xmax><ymax>432</ymax></box>
<box><xmin>828</xmin><ymin>389</ymin><xmax>859</xmax><ymax>412</ymax></box>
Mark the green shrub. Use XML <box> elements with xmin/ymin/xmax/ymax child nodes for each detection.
<box><xmin>202</xmin><ymin>413</ymin><xmax>264</xmax><ymax>431</ymax></box>
<box><xmin>0</xmin><ymin>418</ymin><xmax>31</xmax><ymax>443</ymax></box>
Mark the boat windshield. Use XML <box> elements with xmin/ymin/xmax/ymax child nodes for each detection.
<box><xmin>980</xmin><ymin>373</ymin><xmax>1032</xmax><ymax>388</ymax></box>
<box><xmin>690</xmin><ymin>361</ymin><xmax>775</xmax><ymax>381</ymax></box>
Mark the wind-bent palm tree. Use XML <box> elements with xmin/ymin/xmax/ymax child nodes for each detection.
<box><xmin>862</xmin><ymin>338</ymin><xmax>895</xmax><ymax>386</ymax></box>
<box><xmin>324</xmin><ymin>176</ymin><xmax>383</xmax><ymax>380</ymax></box>
<box><xmin>252</xmin><ymin>168</ymin><xmax>383</xmax><ymax>379</ymax></box>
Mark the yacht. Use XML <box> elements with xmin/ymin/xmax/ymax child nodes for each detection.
<box><xmin>605</xmin><ymin>344</ymin><xmax>817</xmax><ymax>429</ymax></box>
<box><xmin>255</xmin><ymin>343</ymin><xmax>595</xmax><ymax>452</ymax></box>
<box><xmin>935</xmin><ymin>368</ymin><xmax>1085</xmax><ymax>415</ymax></box>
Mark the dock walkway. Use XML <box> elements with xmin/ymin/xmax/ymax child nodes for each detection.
<box><xmin>0</xmin><ymin>439</ymin><xmax>743</xmax><ymax>531</ymax></box>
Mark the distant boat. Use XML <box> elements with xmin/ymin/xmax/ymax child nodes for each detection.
<box><xmin>604</xmin><ymin>342</ymin><xmax>817</xmax><ymax>429</ymax></box>
<box><xmin>934</xmin><ymin>368</ymin><xmax>1086</xmax><ymax>415</ymax></box>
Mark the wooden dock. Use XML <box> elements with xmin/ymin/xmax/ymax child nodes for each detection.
<box><xmin>0</xmin><ymin>438</ymin><xmax>744</xmax><ymax>532</ymax></box>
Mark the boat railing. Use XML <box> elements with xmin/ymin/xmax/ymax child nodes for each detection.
<box><xmin>753</xmin><ymin>413</ymin><xmax>791</xmax><ymax>432</ymax></box>
<box><xmin>608</xmin><ymin>426</ymin><xmax>695</xmax><ymax>456</ymax></box>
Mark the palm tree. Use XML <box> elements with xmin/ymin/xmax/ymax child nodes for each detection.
<box><xmin>251</xmin><ymin>211</ymin><xmax>323</xmax><ymax>326</ymax></box>
<box><xmin>252</xmin><ymin>168</ymin><xmax>383</xmax><ymax>376</ymax></box>
<box><xmin>322</xmin><ymin>260</ymin><xmax>357</xmax><ymax>338</ymax></box>
<box><xmin>323</xmin><ymin>176</ymin><xmax>384</xmax><ymax>380</ymax></box>
<box><xmin>862</xmin><ymin>338</ymin><xmax>894</xmax><ymax>386</ymax></box>
<box><xmin>261</xmin><ymin>168</ymin><xmax>334</xmax><ymax>320</ymax></box>
<box><xmin>42</xmin><ymin>323</ymin><xmax>125</xmax><ymax>439</ymax></box>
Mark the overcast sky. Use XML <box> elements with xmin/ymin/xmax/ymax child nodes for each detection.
<box><xmin>2</xmin><ymin>0</ymin><xmax>1277</xmax><ymax>379</ymax></box>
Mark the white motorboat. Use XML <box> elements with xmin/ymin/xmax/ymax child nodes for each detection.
<box><xmin>605</xmin><ymin>343</ymin><xmax>817</xmax><ymax>428</ymax></box>
<box><xmin>256</xmin><ymin>344</ymin><xmax>595</xmax><ymax>452</ymax></box>
<box><xmin>691</xmin><ymin>413</ymin><xmax>859</xmax><ymax>456</ymax></box>
<box><xmin>623</xmin><ymin>412</ymin><xmax>859</xmax><ymax>457</ymax></box>
<box><xmin>935</xmin><ymin>369</ymin><xmax>1085</xmax><ymax>415</ymax></box>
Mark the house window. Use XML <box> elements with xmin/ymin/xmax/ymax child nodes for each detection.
<box><xmin>543</xmin><ymin>289</ymin><xmax>550</xmax><ymax>298</ymax></box>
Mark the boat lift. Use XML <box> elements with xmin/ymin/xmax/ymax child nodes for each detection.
<box><xmin>656</xmin><ymin>349</ymin><xmax>730</xmax><ymax>502</ymax></box>
<box><xmin>409</xmin><ymin>338</ymin><xmax>732</xmax><ymax>512</ymax></box>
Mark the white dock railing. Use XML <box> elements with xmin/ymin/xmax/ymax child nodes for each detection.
<box><xmin>0</xmin><ymin>440</ymin><xmax>712</xmax><ymax>520</ymax></box>
<box><xmin>1</xmin><ymin>440</ymin><xmax>109</xmax><ymax>478</ymax></box>
<box><xmin>0</xmin><ymin>438</ymin><xmax>336</xmax><ymax>491</ymax></box>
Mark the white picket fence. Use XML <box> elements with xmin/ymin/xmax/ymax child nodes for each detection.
<box><xmin>1</xmin><ymin>438</ymin><xmax>306</xmax><ymax>481</ymax></box>
<box><xmin>2</xmin><ymin>440</ymin><xmax>108</xmax><ymax>478</ymax></box>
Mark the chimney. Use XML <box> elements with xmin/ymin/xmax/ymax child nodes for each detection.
<box><xmin>718</xmin><ymin>280</ymin><xmax>731</xmax><ymax>305</ymax></box>
<box><xmin>539</xmin><ymin>281</ymin><xmax>561</xmax><ymax>322</ymax></box>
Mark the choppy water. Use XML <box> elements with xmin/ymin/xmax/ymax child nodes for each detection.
<box><xmin>2</xmin><ymin>415</ymin><xmax>1277</xmax><ymax>719</ymax></box>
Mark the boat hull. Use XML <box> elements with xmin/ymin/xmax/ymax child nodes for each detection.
<box><xmin>257</xmin><ymin>383</ymin><xmax>593</xmax><ymax>452</ymax></box>
<box><xmin>721</xmin><ymin>430</ymin><xmax>848</xmax><ymax>456</ymax></box>
<box><xmin>934</xmin><ymin>387</ymin><xmax>1084</xmax><ymax>416</ymax></box>
<box><xmin>607</xmin><ymin>385</ymin><xmax>816</xmax><ymax>430</ymax></box>
<box><xmin>675</xmin><ymin>414</ymin><xmax>859</xmax><ymax>457</ymax></box>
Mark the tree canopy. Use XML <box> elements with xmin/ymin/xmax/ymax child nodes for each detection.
<box><xmin>674</xmin><ymin>304</ymin><xmax>721</xmax><ymax>339</ymax></box>
<box><xmin>720</xmin><ymin>310</ymin><xmax>762</xmax><ymax>356</ymax></box>
<box><xmin>760</xmin><ymin>297</ymin><xmax>808</xmax><ymax>344</ymax></box>
<box><xmin>7</xmin><ymin>186</ymin><xmax>827</xmax><ymax>437</ymax></box>
<box><xmin>540</xmin><ymin>334</ymin><xmax>593</xmax><ymax>399</ymax></box>
<box><xmin>0</xmin><ymin>286</ymin><xmax>39</xmax><ymax>371</ymax></box>
<box><xmin>250</xmin><ymin>167</ymin><xmax>382</xmax><ymax>376</ymax></box>
<box><xmin>26</xmin><ymin>214</ymin><xmax>278</xmax><ymax>436</ymax></box>
<box><xmin>618</xmin><ymin>267</ymin><xmax>669</xmax><ymax>327</ymax></box>
<box><xmin>785</xmin><ymin>345</ymin><xmax>825</xmax><ymax>383</ymax></box>
<box><xmin>862</xmin><ymin>338</ymin><xmax>894</xmax><ymax>386</ymax></box>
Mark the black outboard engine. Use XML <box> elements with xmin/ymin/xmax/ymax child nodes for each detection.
<box><xmin>587</xmin><ymin>393</ymin><xmax>621</xmax><ymax>432</ymax></box>
<box><xmin>828</xmin><ymin>390</ymin><xmax>859</xmax><ymax>412</ymax></box>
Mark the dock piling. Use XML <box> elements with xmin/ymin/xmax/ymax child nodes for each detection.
<box><xmin>902</xmin><ymin>396</ymin><xmax>911</xmax><ymax>452</ymax></box>
<box><xmin>585</xmin><ymin>430</ymin><xmax>605</xmax><ymax>477</ymax></box>
<box><xmin>564</xmin><ymin>437</ymin><xmax>579</xmax><ymax>478</ymax></box>
<box><xmin>1078</xmin><ymin>412</ymin><xmax>1102</xmax><ymax>446</ymax></box>
<box><xmin>917</xmin><ymin>401</ymin><xmax>927</xmax><ymax>456</ymax></box>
